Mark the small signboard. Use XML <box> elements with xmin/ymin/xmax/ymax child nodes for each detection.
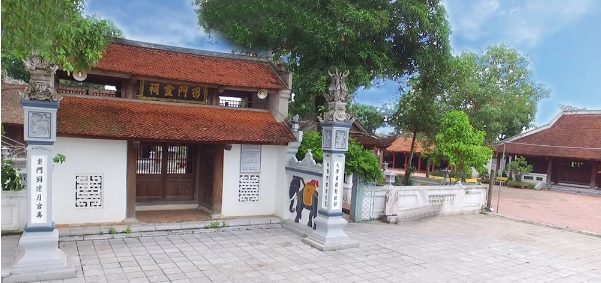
<box><xmin>240</xmin><ymin>145</ymin><xmax>262</xmax><ymax>173</ymax></box>
<box><xmin>30</xmin><ymin>155</ymin><xmax>48</xmax><ymax>224</ymax></box>
<box><xmin>139</xmin><ymin>80</ymin><xmax>208</xmax><ymax>104</ymax></box>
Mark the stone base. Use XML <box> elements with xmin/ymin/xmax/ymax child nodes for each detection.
<box><xmin>302</xmin><ymin>214</ymin><xmax>359</xmax><ymax>251</ymax></box>
<box><xmin>6</xmin><ymin>229</ymin><xmax>76</xmax><ymax>282</ymax></box>
<box><xmin>380</xmin><ymin>215</ymin><xmax>399</xmax><ymax>224</ymax></box>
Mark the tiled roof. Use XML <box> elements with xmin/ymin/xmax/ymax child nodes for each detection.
<box><xmin>57</xmin><ymin>96</ymin><xmax>295</xmax><ymax>144</ymax></box>
<box><xmin>386</xmin><ymin>137</ymin><xmax>432</xmax><ymax>153</ymax></box>
<box><xmin>1</xmin><ymin>87</ymin><xmax>295</xmax><ymax>144</ymax></box>
<box><xmin>1</xmin><ymin>83</ymin><xmax>26</xmax><ymax>125</ymax></box>
<box><xmin>495</xmin><ymin>112</ymin><xmax>601</xmax><ymax>160</ymax></box>
<box><xmin>96</xmin><ymin>40</ymin><xmax>287</xmax><ymax>90</ymax></box>
<box><xmin>350</xmin><ymin>134</ymin><xmax>396</xmax><ymax>149</ymax></box>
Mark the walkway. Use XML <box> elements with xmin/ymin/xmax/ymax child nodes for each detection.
<box><xmin>490</xmin><ymin>185</ymin><xmax>601</xmax><ymax>234</ymax></box>
<box><xmin>4</xmin><ymin>214</ymin><xmax>600</xmax><ymax>282</ymax></box>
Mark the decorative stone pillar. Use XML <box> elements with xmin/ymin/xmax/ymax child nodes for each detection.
<box><xmin>302</xmin><ymin>70</ymin><xmax>358</xmax><ymax>250</ymax></box>
<box><xmin>9</xmin><ymin>55</ymin><xmax>75</xmax><ymax>281</ymax></box>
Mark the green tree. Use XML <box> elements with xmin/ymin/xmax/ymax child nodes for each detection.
<box><xmin>2</xmin><ymin>0</ymin><xmax>123</xmax><ymax>73</ymax></box>
<box><xmin>444</xmin><ymin>45</ymin><xmax>550</xmax><ymax>143</ymax></box>
<box><xmin>195</xmin><ymin>0</ymin><xmax>451</xmax><ymax>118</ymax></box>
<box><xmin>434</xmin><ymin>111</ymin><xmax>493</xmax><ymax>182</ymax></box>
<box><xmin>1</xmin><ymin>54</ymin><xmax>30</xmax><ymax>82</ymax></box>
<box><xmin>392</xmin><ymin>83</ymin><xmax>446</xmax><ymax>184</ymax></box>
<box><xmin>296</xmin><ymin>131</ymin><xmax>382</xmax><ymax>182</ymax></box>
<box><xmin>348</xmin><ymin>103</ymin><xmax>385</xmax><ymax>133</ymax></box>
<box><xmin>507</xmin><ymin>156</ymin><xmax>533</xmax><ymax>182</ymax></box>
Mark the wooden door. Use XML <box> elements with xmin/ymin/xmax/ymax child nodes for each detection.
<box><xmin>136</xmin><ymin>143</ymin><xmax>164</xmax><ymax>202</ymax></box>
<box><xmin>198</xmin><ymin>145</ymin><xmax>214</xmax><ymax>206</ymax></box>
<box><xmin>165</xmin><ymin>145</ymin><xmax>195</xmax><ymax>201</ymax></box>
<box><xmin>136</xmin><ymin>143</ymin><xmax>195</xmax><ymax>202</ymax></box>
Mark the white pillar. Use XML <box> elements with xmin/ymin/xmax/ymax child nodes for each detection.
<box><xmin>9</xmin><ymin>56</ymin><xmax>75</xmax><ymax>281</ymax></box>
<box><xmin>302</xmin><ymin>70</ymin><xmax>358</xmax><ymax>251</ymax></box>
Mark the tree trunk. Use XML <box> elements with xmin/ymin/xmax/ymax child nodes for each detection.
<box><xmin>402</xmin><ymin>132</ymin><xmax>417</xmax><ymax>185</ymax></box>
<box><xmin>425</xmin><ymin>159</ymin><xmax>431</xmax><ymax>177</ymax></box>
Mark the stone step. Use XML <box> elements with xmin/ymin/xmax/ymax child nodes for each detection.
<box><xmin>58</xmin><ymin>217</ymin><xmax>282</xmax><ymax>241</ymax></box>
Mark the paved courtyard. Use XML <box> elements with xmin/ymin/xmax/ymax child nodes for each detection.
<box><xmin>10</xmin><ymin>214</ymin><xmax>600</xmax><ymax>283</ymax></box>
<box><xmin>490</xmin><ymin>185</ymin><xmax>601</xmax><ymax>234</ymax></box>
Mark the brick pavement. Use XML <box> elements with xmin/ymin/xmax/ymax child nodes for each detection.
<box><xmin>490</xmin><ymin>185</ymin><xmax>601</xmax><ymax>234</ymax></box>
<box><xmin>23</xmin><ymin>214</ymin><xmax>601</xmax><ymax>283</ymax></box>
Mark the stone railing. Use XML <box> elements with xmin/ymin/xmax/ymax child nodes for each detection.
<box><xmin>356</xmin><ymin>184</ymin><xmax>488</xmax><ymax>221</ymax></box>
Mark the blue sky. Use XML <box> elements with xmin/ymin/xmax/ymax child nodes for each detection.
<box><xmin>86</xmin><ymin>0</ymin><xmax>601</xmax><ymax>127</ymax></box>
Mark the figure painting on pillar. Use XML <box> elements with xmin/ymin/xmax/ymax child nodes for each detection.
<box><xmin>288</xmin><ymin>176</ymin><xmax>319</xmax><ymax>229</ymax></box>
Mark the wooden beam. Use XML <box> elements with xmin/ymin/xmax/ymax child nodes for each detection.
<box><xmin>212</xmin><ymin>146</ymin><xmax>224</xmax><ymax>215</ymax></box>
<box><xmin>590</xmin><ymin>161</ymin><xmax>598</xmax><ymax>189</ymax></box>
<box><xmin>404</xmin><ymin>153</ymin><xmax>408</xmax><ymax>169</ymax></box>
<box><xmin>126</xmin><ymin>140</ymin><xmax>138</xmax><ymax>219</ymax></box>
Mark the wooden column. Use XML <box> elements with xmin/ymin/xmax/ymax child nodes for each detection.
<box><xmin>590</xmin><ymin>161</ymin><xmax>598</xmax><ymax>189</ymax></box>
<box><xmin>546</xmin><ymin>158</ymin><xmax>553</xmax><ymax>184</ymax></box>
<box><xmin>392</xmin><ymin>153</ymin><xmax>396</xmax><ymax>168</ymax></box>
<box><xmin>404</xmin><ymin>153</ymin><xmax>408</xmax><ymax>169</ymax></box>
<box><xmin>126</xmin><ymin>141</ymin><xmax>138</xmax><ymax>219</ymax></box>
<box><xmin>417</xmin><ymin>154</ymin><xmax>422</xmax><ymax>172</ymax></box>
<box><xmin>212</xmin><ymin>146</ymin><xmax>224</xmax><ymax>215</ymax></box>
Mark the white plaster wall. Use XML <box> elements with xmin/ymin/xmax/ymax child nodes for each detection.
<box><xmin>222</xmin><ymin>144</ymin><xmax>286</xmax><ymax>217</ymax></box>
<box><xmin>52</xmin><ymin>137</ymin><xmax>127</xmax><ymax>224</ymax></box>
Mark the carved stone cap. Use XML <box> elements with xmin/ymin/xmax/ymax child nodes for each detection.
<box><xmin>19</xmin><ymin>55</ymin><xmax>62</xmax><ymax>102</ymax></box>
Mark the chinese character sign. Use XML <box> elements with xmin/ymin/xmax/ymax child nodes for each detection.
<box><xmin>322</xmin><ymin>161</ymin><xmax>331</xmax><ymax>209</ymax></box>
<box><xmin>139</xmin><ymin>80</ymin><xmax>208</xmax><ymax>104</ymax></box>
<box><xmin>30</xmin><ymin>155</ymin><xmax>48</xmax><ymax>224</ymax></box>
<box><xmin>332</xmin><ymin>162</ymin><xmax>343</xmax><ymax>210</ymax></box>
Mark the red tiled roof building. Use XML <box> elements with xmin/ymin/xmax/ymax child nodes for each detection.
<box><xmin>1</xmin><ymin>39</ymin><xmax>297</xmax><ymax>224</ymax></box>
<box><xmin>493</xmin><ymin>109</ymin><xmax>601</xmax><ymax>189</ymax></box>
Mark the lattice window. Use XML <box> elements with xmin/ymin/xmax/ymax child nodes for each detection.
<box><xmin>428</xmin><ymin>194</ymin><xmax>455</xmax><ymax>207</ymax></box>
<box><xmin>239</xmin><ymin>174</ymin><xmax>260</xmax><ymax>202</ymax></box>
<box><xmin>75</xmin><ymin>175</ymin><xmax>103</xmax><ymax>208</ymax></box>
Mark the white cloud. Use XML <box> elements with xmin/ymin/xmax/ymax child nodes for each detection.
<box><xmin>84</xmin><ymin>0</ymin><xmax>231</xmax><ymax>52</ymax></box>
<box><xmin>446</xmin><ymin>0</ymin><xmax>597</xmax><ymax>48</ymax></box>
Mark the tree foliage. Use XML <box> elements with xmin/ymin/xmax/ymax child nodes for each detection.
<box><xmin>434</xmin><ymin>111</ymin><xmax>493</xmax><ymax>181</ymax></box>
<box><xmin>348</xmin><ymin>103</ymin><xmax>385</xmax><ymax>133</ymax></box>
<box><xmin>444</xmin><ymin>45</ymin><xmax>550</xmax><ymax>143</ymax></box>
<box><xmin>2</xmin><ymin>0</ymin><xmax>123</xmax><ymax>73</ymax></box>
<box><xmin>296</xmin><ymin>131</ymin><xmax>382</xmax><ymax>182</ymax></box>
<box><xmin>391</xmin><ymin>79</ymin><xmax>446</xmax><ymax>184</ymax></box>
<box><xmin>507</xmin><ymin>156</ymin><xmax>533</xmax><ymax>182</ymax></box>
<box><xmin>195</xmin><ymin>0</ymin><xmax>451</xmax><ymax>118</ymax></box>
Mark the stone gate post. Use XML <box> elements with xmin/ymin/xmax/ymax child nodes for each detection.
<box><xmin>302</xmin><ymin>70</ymin><xmax>359</xmax><ymax>250</ymax></box>
<box><xmin>9</xmin><ymin>55</ymin><xmax>75</xmax><ymax>281</ymax></box>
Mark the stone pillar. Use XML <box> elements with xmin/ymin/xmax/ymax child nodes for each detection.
<box><xmin>590</xmin><ymin>161</ymin><xmax>598</xmax><ymax>189</ymax></box>
<box><xmin>303</xmin><ymin>70</ymin><xmax>358</xmax><ymax>251</ymax></box>
<box><xmin>10</xmin><ymin>55</ymin><xmax>76</xmax><ymax>280</ymax></box>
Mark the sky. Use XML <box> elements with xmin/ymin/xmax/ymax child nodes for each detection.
<box><xmin>86</xmin><ymin>0</ymin><xmax>601</xmax><ymax>127</ymax></box>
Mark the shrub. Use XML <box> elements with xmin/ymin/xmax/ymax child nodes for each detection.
<box><xmin>507</xmin><ymin>156</ymin><xmax>533</xmax><ymax>182</ymax></box>
<box><xmin>1</xmin><ymin>160</ymin><xmax>24</xmax><ymax>191</ymax></box>
<box><xmin>394</xmin><ymin>174</ymin><xmax>413</xmax><ymax>186</ymax></box>
<box><xmin>507</xmin><ymin>180</ymin><xmax>534</xmax><ymax>189</ymax></box>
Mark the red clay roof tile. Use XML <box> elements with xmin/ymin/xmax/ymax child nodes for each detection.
<box><xmin>495</xmin><ymin>112</ymin><xmax>601</xmax><ymax>160</ymax></box>
<box><xmin>386</xmin><ymin>138</ymin><xmax>432</xmax><ymax>153</ymax></box>
<box><xmin>56</xmin><ymin>95</ymin><xmax>295</xmax><ymax>145</ymax></box>
<box><xmin>96</xmin><ymin>41</ymin><xmax>287</xmax><ymax>90</ymax></box>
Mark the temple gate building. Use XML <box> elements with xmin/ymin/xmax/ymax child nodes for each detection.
<box><xmin>2</xmin><ymin>39</ymin><xmax>296</xmax><ymax>224</ymax></box>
